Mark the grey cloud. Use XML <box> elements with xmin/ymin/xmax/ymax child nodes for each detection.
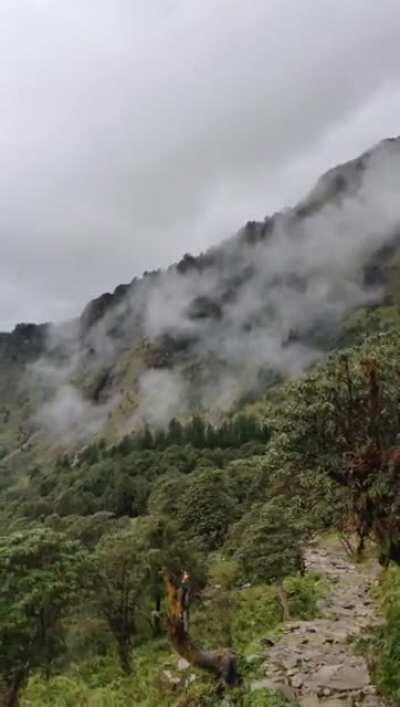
<box><xmin>1</xmin><ymin>1</ymin><xmax>400</xmax><ymax>329</ymax></box>
<box><xmin>136</xmin><ymin>369</ymin><xmax>189</xmax><ymax>430</ymax></box>
<box><xmin>35</xmin><ymin>384</ymin><xmax>113</xmax><ymax>439</ymax></box>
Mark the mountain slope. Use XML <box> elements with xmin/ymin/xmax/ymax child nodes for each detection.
<box><xmin>2</xmin><ymin>136</ymin><xmax>400</xmax><ymax>468</ymax></box>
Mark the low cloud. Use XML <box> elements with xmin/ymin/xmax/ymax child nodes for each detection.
<box><xmin>35</xmin><ymin>385</ymin><xmax>110</xmax><ymax>439</ymax></box>
<box><xmin>26</xmin><ymin>138</ymin><xmax>400</xmax><ymax>435</ymax></box>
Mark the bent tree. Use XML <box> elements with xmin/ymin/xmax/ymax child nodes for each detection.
<box><xmin>164</xmin><ymin>571</ymin><xmax>239</xmax><ymax>687</ymax></box>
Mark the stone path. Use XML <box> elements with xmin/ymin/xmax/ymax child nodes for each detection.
<box><xmin>255</xmin><ymin>543</ymin><xmax>386</xmax><ymax>706</ymax></box>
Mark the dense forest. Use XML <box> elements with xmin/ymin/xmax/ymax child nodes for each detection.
<box><xmin>1</xmin><ymin>322</ymin><xmax>400</xmax><ymax>705</ymax></box>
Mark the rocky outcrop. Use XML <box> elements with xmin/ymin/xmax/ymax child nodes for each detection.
<box><xmin>79</xmin><ymin>284</ymin><xmax>130</xmax><ymax>337</ymax></box>
<box><xmin>0</xmin><ymin>323</ymin><xmax>48</xmax><ymax>363</ymax></box>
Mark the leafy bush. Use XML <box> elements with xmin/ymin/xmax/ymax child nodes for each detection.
<box><xmin>228</xmin><ymin>496</ymin><xmax>308</xmax><ymax>583</ymax></box>
<box><xmin>242</xmin><ymin>690</ymin><xmax>290</xmax><ymax>707</ymax></box>
<box><xmin>283</xmin><ymin>573</ymin><xmax>324</xmax><ymax>620</ymax></box>
<box><xmin>177</xmin><ymin>469</ymin><xmax>237</xmax><ymax>550</ymax></box>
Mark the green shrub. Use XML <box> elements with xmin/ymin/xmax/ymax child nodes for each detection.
<box><xmin>283</xmin><ymin>573</ymin><xmax>324</xmax><ymax>620</ymax></box>
<box><xmin>242</xmin><ymin>690</ymin><xmax>290</xmax><ymax>707</ymax></box>
<box><xmin>208</xmin><ymin>556</ymin><xmax>240</xmax><ymax>590</ymax></box>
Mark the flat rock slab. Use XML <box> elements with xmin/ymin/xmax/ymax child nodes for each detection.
<box><xmin>299</xmin><ymin>698</ymin><xmax>353</xmax><ymax>707</ymax></box>
<box><xmin>307</xmin><ymin>663</ymin><xmax>370</xmax><ymax>691</ymax></box>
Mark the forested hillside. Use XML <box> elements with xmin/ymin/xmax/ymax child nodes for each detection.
<box><xmin>2</xmin><ymin>139</ymin><xmax>400</xmax><ymax>706</ymax></box>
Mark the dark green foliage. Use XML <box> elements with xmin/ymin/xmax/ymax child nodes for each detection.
<box><xmin>78</xmin><ymin>444</ymin><xmax>100</xmax><ymax>465</ymax></box>
<box><xmin>177</xmin><ymin>469</ymin><xmax>238</xmax><ymax>550</ymax></box>
<box><xmin>168</xmin><ymin>417</ymin><xmax>183</xmax><ymax>444</ymax></box>
<box><xmin>0</xmin><ymin>528</ymin><xmax>85</xmax><ymax>703</ymax></box>
<box><xmin>12</xmin><ymin>415</ymin><xmax>270</xmax><ymax>523</ymax></box>
<box><xmin>224</xmin><ymin>456</ymin><xmax>272</xmax><ymax>512</ymax></box>
<box><xmin>115</xmin><ymin>413</ymin><xmax>270</xmax><ymax>452</ymax></box>
<box><xmin>45</xmin><ymin>512</ymin><xmax>129</xmax><ymax>549</ymax></box>
<box><xmin>90</xmin><ymin>529</ymin><xmax>148</xmax><ymax>674</ymax></box>
<box><xmin>147</xmin><ymin>472</ymin><xmax>189</xmax><ymax>517</ymax></box>
<box><xmin>228</xmin><ymin>496</ymin><xmax>307</xmax><ymax>583</ymax></box>
<box><xmin>90</xmin><ymin>518</ymin><xmax>206</xmax><ymax>670</ymax></box>
<box><xmin>266</xmin><ymin>329</ymin><xmax>400</xmax><ymax>561</ymax></box>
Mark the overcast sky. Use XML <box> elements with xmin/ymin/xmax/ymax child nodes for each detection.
<box><xmin>1</xmin><ymin>0</ymin><xmax>400</xmax><ymax>331</ymax></box>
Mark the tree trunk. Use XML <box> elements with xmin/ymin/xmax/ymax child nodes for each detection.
<box><xmin>2</xmin><ymin>669</ymin><xmax>27</xmax><ymax>707</ymax></box>
<box><xmin>356</xmin><ymin>533</ymin><xmax>366</xmax><ymax>562</ymax></box>
<box><xmin>116</xmin><ymin>636</ymin><xmax>132</xmax><ymax>675</ymax></box>
<box><xmin>164</xmin><ymin>574</ymin><xmax>239</xmax><ymax>687</ymax></box>
<box><xmin>151</xmin><ymin>595</ymin><xmax>162</xmax><ymax>637</ymax></box>
<box><xmin>276</xmin><ymin>582</ymin><xmax>291</xmax><ymax>621</ymax></box>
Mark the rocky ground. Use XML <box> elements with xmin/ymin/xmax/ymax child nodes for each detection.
<box><xmin>253</xmin><ymin>542</ymin><xmax>386</xmax><ymax>706</ymax></box>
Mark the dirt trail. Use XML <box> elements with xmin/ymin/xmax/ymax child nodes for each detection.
<box><xmin>256</xmin><ymin>542</ymin><xmax>385</xmax><ymax>706</ymax></box>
